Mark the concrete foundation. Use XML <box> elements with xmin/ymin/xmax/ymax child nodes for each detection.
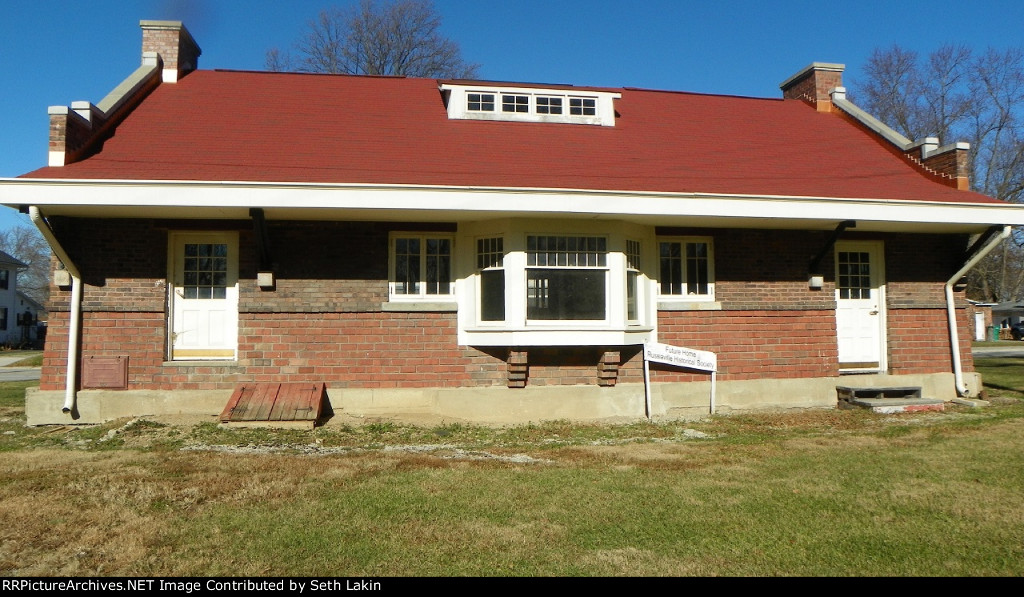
<box><xmin>23</xmin><ymin>370</ymin><xmax>981</xmax><ymax>427</ymax></box>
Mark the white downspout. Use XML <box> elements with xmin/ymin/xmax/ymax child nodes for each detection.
<box><xmin>29</xmin><ymin>206</ymin><xmax>82</xmax><ymax>414</ymax></box>
<box><xmin>947</xmin><ymin>225</ymin><xmax>1011</xmax><ymax>396</ymax></box>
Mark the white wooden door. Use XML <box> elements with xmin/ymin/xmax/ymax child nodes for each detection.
<box><xmin>835</xmin><ymin>242</ymin><xmax>885</xmax><ymax>371</ymax></box>
<box><xmin>169</xmin><ymin>232</ymin><xmax>238</xmax><ymax>360</ymax></box>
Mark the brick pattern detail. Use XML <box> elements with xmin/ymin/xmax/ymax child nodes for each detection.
<box><xmin>598</xmin><ymin>351</ymin><xmax>620</xmax><ymax>386</ymax></box>
<box><xmin>241</xmin><ymin>221</ymin><xmax>392</xmax><ymax>313</ymax></box>
<box><xmin>888</xmin><ymin>307</ymin><xmax>975</xmax><ymax>374</ymax></box>
<box><xmin>507</xmin><ymin>350</ymin><xmax>528</xmax><ymax>388</ymax></box>
<box><xmin>885</xmin><ymin>233</ymin><xmax>969</xmax><ymax>309</ymax></box>
<box><xmin>141</xmin><ymin>22</ymin><xmax>201</xmax><ymax>78</ymax></box>
<box><xmin>48</xmin><ymin>112</ymin><xmax>93</xmax><ymax>158</ymax></box>
<box><xmin>651</xmin><ymin>310</ymin><xmax>839</xmax><ymax>382</ymax></box>
<box><xmin>40</xmin><ymin>311</ymin><xmax>509</xmax><ymax>391</ymax></box>
<box><xmin>45</xmin><ymin>218</ymin><xmax>173</xmax><ymax>313</ymax></box>
<box><xmin>921</xmin><ymin>146</ymin><xmax>971</xmax><ymax>190</ymax></box>
<box><xmin>781</xmin><ymin>66</ymin><xmax>843</xmax><ymax>111</ymax></box>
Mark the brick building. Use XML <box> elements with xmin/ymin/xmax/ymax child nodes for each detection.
<box><xmin>4</xmin><ymin>21</ymin><xmax>1024</xmax><ymax>425</ymax></box>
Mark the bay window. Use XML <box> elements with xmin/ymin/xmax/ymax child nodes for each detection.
<box><xmin>526</xmin><ymin>235</ymin><xmax>607</xmax><ymax>321</ymax></box>
<box><xmin>459</xmin><ymin>222</ymin><xmax>654</xmax><ymax>347</ymax></box>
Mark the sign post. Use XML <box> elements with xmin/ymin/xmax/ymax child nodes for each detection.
<box><xmin>642</xmin><ymin>341</ymin><xmax>718</xmax><ymax>419</ymax></box>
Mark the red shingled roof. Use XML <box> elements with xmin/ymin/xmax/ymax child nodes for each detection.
<box><xmin>22</xmin><ymin>69</ymin><xmax>1000</xmax><ymax>204</ymax></box>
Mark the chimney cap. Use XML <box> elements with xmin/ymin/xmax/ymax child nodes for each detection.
<box><xmin>779</xmin><ymin>62</ymin><xmax>845</xmax><ymax>91</ymax></box>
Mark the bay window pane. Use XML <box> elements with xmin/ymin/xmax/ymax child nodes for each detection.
<box><xmin>480</xmin><ymin>269</ymin><xmax>505</xmax><ymax>321</ymax></box>
<box><xmin>527</xmin><ymin>269</ymin><xmax>605</xmax><ymax>320</ymax></box>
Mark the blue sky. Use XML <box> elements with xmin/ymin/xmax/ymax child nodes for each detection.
<box><xmin>1</xmin><ymin>0</ymin><xmax>1021</xmax><ymax>231</ymax></box>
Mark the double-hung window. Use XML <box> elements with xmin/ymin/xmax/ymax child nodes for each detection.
<box><xmin>477</xmin><ymin>237</ymin><xmax>505</xmax><ymax>321</ymax></box>
<box><xmin>626</xmin><ymin>240</ymin><xmax>642</xmax><ymax>321</ymax></box>
<box><xmin>658</xmin><ymin>238</ymin><xmax>714</xmax><ymax>299</ymax></box>
<box><xmin>390</xmin><ymin>234</ymin><xmax>454</xmax><ymax>299</ymax></box>
<box><xmin>526</xmin><ymin>235</ymin><xmax>607</xmax><ymax>321</ymax></box>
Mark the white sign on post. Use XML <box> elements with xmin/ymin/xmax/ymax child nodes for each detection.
<box><xmin>642</xmin><ymin>341</ymin><xmax>718</xmax><ymax>418</ymax></box>
<box><xmin>643</xmin><ymin>342</ymin><xmax>716</xmax><ymax>372</ymax></box>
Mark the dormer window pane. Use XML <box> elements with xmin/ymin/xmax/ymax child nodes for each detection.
<box><xmin>570</xmin><ymin>97</ymin><xmax>597</xmax><ymax>116</ymax></box>
<box><xmin>468</xmin><ymin>93</ymin><xmax>494</xmax><ymax>112</ymax></box>
<box><xmin>537</xmin><ymin>96</ymin><xmax>563</xmax><ymax>114</ymax></box>
<box><xmin>502</xmin><ymin>94</ymin><xmax>529</xmax><ymax>113</ymax></box>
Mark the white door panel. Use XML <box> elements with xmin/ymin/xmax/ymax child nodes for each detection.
<box><xmin>169</xmin><ymin>233</ymin><xmax>239</xmax><ymax>360</ymax></box>
<box><xmin>835</xmin><ymin>242</ymin><xmax>885</xmax><ymax>371</ymax></box>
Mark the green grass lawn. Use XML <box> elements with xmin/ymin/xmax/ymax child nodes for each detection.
<box><xmin>0</xmin><ymin>359</ymin><xmax>1021</xmax><ymax>576</ymax></box>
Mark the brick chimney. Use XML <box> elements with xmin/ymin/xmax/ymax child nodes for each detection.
<box><xmin>780</xmin><ymin>63</ymin><xmax>845</xmax><ymax>112</ymax></box>
<box><xmin>141</xmin><ymin>20</ymin><xmax>202</xmax><ymax>83</ymax></box>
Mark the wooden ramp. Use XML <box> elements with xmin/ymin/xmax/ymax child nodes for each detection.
<box><xmin>220</xmin><ymin>382</ymin><xmax>328</xmax><ymax>429</ymax></box>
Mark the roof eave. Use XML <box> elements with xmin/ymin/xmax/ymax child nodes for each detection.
<box><xmin>2</xmin><ymin>177</ymin><xmax>1021</xmax><ymax>234</ymax></box>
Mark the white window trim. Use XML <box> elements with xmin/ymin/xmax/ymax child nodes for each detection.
<box><xmin>457</xmin><ymin>220</ymin><xmax>656</xmax><ymax>346</ymax></box>
<box><xmin>657</xmin><ymin>237</ymin><xmax>716</xmax><ymax>304</ymax></box>
<box><xmin>387</xmin><ymin>232</ymin><xmax>456</xmax><ymax>302</ymax></box>
<box><xmin>441</xmin><ymin>84</ymin><xmax>620</xmax><ymax>127</ymax></box>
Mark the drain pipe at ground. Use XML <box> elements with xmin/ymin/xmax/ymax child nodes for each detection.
<box><xmin>947</xmin><ymin>225</ymin><xmax>1011</xmax><ymax>397</ymax></box>
<box><xmin>29</xmin><ymin>206</ymin><xmax>82</xmax><ymax>414</ymax></box>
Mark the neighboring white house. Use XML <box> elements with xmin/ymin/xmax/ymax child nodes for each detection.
<box><xmin>0</xmin><ymin>250</ymin><xmax>28</xmax><ymax>346</ymax></box>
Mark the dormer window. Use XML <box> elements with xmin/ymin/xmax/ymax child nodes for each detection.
<box><xmin>536</xmin><ymin>96</ymin><xmax>563</xmax><ymax>114</ymax></box>
<box><xmin>570</xmin><ymin>97</ymin><xmax>596</xmax><ymax>116</ymax></box>
<box><xmin>442</xmin><ymin>84</ymin><xmax>620</xmax><ymax>126</ymax></box>
<box><xmin>502</xmin><ymin>94</ymin><xmax>529</xmax><ymax>113</ymax></box>
<box><xmin>467</xmin><ymin>93</ymin><xmax>495</xmax><ymax>112</ymax></box>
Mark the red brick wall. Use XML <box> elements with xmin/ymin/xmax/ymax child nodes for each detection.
<box><xmin>648</xmin><ymin>310</ymin><xmax>839</xmax><ymax>382</ymax></box>
<box><xmin>39</xmin><ymin>219</ymin><xmax>974</xmax><ymax>391</ymax></box>
<box><xmin>888</xmin><ymin>307</ymin><xmax>975</xmax><ymax>374</ymax></box>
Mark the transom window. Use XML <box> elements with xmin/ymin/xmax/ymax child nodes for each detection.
<box><xmin>526</xmin><ymin>235</ymin><xmax>607</xmax><ymax>321</ymax></box>
<box><xmin>391</xmin><ymin>234</ymin><xmax>454</xmax><ymax>298</ymax></box>
<box><xmin>659</xmin><ymin>239</ymin><xmax>714</xmax><ymax>299</ymax></box>
<box><xmin>183</xmin><ymin>243</ymin><xmax>228</xmax><ymax>299</ymax></box>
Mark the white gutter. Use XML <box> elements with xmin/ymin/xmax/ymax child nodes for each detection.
<box><xmin>947</xmin><ymin>226</ymin><xmax>1011</xmax><ymax>396</ymax></box>
<box><xmin>29</xmin><ymin>207</ymin><xmax>82</xmax><ymax>414</ymax></box>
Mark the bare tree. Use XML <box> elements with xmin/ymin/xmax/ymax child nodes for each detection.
<box><xmin>267</xmin><ymin>0</ymin><xmax>479</xmax><ymax>78</ymax></box>
<box><xmin>0</xmin><ymin>222</ymin><xmax>51</xmax><ymax>306</ymax></box>
<box><xmin>855</xmin><ymin>44</ymin><xmax>1024</xmax><ymax>302</ymax></box>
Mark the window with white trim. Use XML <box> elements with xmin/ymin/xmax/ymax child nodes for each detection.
<box><xmin>569</xmin><ymin>97</ymin><xmax>597</xmax><ymax>116</ymax></box>
<box><xmin>659</xmin><ymin>238</ymin><xmax>714</xmax><ymax>299</ymax></box>
<box><xmin>526</xmin><ymin>235</ymin><xmax>607</xmax><ymax>321</ymax></box>
<box><xmin>467</xmin><ymin>93</ymin><xmax>495</xmax><ymax>112</ymax></box>
<box><xmin>536</xmin><ymin>96</ymin><xmax>563</xmax><ymax>114</ymax></box>
<box><xmin>502</xmin><ymin>94</ymin><xmax>529</xmax><ymax>113</ymax></box>
<box><xmin>390</xmin><ymin>234</ymin><xmax>454</xmax><ymax>299</ymax></box>
<box><xmin>0</xmin><ymin>269</ymin><xmax>8</xmax><ymax>290</ymax></box>
<box><xmin>442</xmin><ymin>84</ymin><xmax>620</xmax><ymax>127</ymax></box>
<box><xmin>477</xmin><ymin>237</ymin><xmax>505</xmax><ymax>321</ymax></box>
<box><xmin>626</xmin><ymin>239</ymin><xmax>642</xmax><ymax>321</ymax></box>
